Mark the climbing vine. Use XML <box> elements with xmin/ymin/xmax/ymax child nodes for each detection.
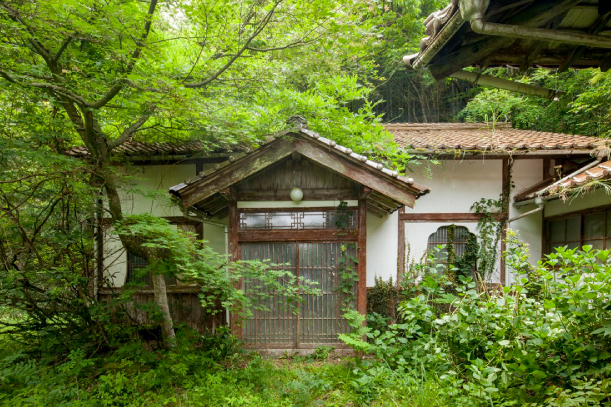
<box><xmin>472</xmin><ymin>197</ymin><xmax>504</xmax><ymax>281</ymax></box>
<box><xmin>436</xmin><ymin>224</ymin><xmax>479</xmax><ymax>283</ymax></box>
<box><xmin>335</xmin><ymin>201</ymin><xmax>359</xmax><ymax>310</ymax></box>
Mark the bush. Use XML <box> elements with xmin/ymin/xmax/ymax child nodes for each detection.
<box><xmin>341</xmin><ymin>231</ymin><xmax>611</xmax><ymax>405</ymax></box>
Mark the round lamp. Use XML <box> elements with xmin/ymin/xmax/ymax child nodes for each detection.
<box><xmin>290</xmin><ymin>187</ymin><xmax>303</xmax><ymax>203</ymax></box>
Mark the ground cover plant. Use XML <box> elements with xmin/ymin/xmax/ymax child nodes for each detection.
<box><xmin>340</xmin><ymin>232</ymin><xmax>611</xmax><ymax>406</ymax></box>
<box><xmin>0</xmin><ymin>330</ymin><xmax>450</xmax><ymax>407</ymax></box>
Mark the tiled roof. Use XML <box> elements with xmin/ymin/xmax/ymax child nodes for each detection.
<box><xmin>387</xmin><ymin>123</ymin><xmax>601</xmax><ymax>152</ymax></box>
<box><xmin>515</xmin><ymin>160</ymin><xmax>611</xmax><ymax>202</ymax></box>
<box><xmin>66</xmin><ymin>140</ymin><xmax>221</xmax><ymax>158</ymax></box>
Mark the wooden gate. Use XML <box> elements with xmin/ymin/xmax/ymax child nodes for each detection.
<box><xmin>240</xmin><ymin>241</ymin><xmax>355</xmax><ymax>348</ymax></box>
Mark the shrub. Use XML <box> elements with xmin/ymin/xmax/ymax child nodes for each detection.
<box><xmin>341</xmin><ymin>231</ymin><xmax>611</xmax><ymax>405</ymax></box>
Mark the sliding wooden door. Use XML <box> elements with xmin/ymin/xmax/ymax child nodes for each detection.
<box><xmin>240</xmin><ymin>241</ymin><xmax>355</xmax><ymax>348</ymax></box>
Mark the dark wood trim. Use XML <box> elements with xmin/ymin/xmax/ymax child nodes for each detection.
<box><xmin>399</xmin><ymin>212</ymin><xmax>503</xmax><ymax>222</ymax></box>
<box><xmin>227</xmin><ymin>190</ymin><xmax>241</xmax><ymax>339</ymax></box>
<box><xmin>410</xmin><ymin>151</ymin><xmax>595</xmax><ymax>160</ymax></box>
<box><xmin>98</xmin><ymin>285</ymin><xmax>201</xmax><ymax>295</ymax></box>
<box><xmin>542</xmin><ymin>204</ymin><xmax>611</xmax><ymax>256</ymax></box>
<box><xmin>101</xmin><ymin>215</ymin><xmax>200</xmax><ymax>226</ymax></box>
<box><xmin>543</xmin><ymin>158</ymin><xmax>551</xmax><ymax>180</ymax></box>
<box><xmin>397</xmin><ymin>206</ymin><xmax>405</xmax><ymax>283</ymax></box>
<box><xmin>357</xmin><ymin>190</ymin><xmax>368</xmax><ymax>316</ymax></box>
<box><xmin>236</xmin><ymin>188</ymin><xmax>359</xmax><ymax>201</ymax></box>
<box><xmin>238</xmin><ymin>229</ymin><xmax>358</xmax><ymax>242</ymax></box>
<box><xmin>237</xmin><ymin>206</ymin><xmax>357</xmax><ymax>213</ymax></box>
<box><xmin>500</xmin><ymin>158</ymin><xmax>511</xmax><ymax>286</ymax></box>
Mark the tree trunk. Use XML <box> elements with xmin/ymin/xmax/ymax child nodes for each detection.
<box><xmin>151</xmin><ymin>273</ymin><xmax>176</xmax><ymax>347</ymax></box>
<box><xmin>101</xmin><ymin>167</ymin><xmax>177</xmax><ymax>348</ymax></box>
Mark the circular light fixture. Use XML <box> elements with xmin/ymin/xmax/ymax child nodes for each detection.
<box><xmin>290</xmin><ymin>187</ymin><xmax>303</xmax><ymax>203</ymax></box>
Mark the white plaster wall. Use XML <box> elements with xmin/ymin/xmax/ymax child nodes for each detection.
<box><xmin>366</xmin><ymin>211</ymin><xmax>398</xmax><ymax>287</ymax></box>
<box><xmin>403</xmin><ymin>159</ymin><xmax>545</xmax><ymax>285</ymax></box>
<box><xmin>103</xmin><ymin>227</ymin><xmax>127</xmax><ymax>287</ymax></box>
<box><xmin>544</xmin><ymin>187</ymin><xmax>611</xmax><ymax>217</ymax></box>
<box><xmin>118</xmin><ymin>164</ymin><xmax>197</xmax><ymax>217</ymax></box>
<box><xmin>411</xmin><ymin>159</ymin><xmax>503</xmax><ymax>213</ymax></box>
<box><xmin>203</xmin><ymin>218</ymin><xmax>228</xmax><ymax>255</ymax></box>
<box><xmin>507</xmin><ymin>159</ymin><xmax>544</xmax><ymax>285</ymax></box>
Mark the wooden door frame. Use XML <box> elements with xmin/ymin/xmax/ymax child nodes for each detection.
<box><xmin>227</xmin><ymin>198</ymin><xmax>368</xmax><ymax>344</ymax></box>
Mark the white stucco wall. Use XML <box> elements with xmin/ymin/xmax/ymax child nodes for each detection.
<box><xmin>403</xmin><ymin>158</ymin><xmax>544</xmax><ymax>285</ymax></box>
<box><xmin>411</xmin><ymin>159</ymin><xmax>503</xmax><ymax>213</ymax></box>
<box><xmin>117</xmin><ymin>164</ymin><xmax>197</xmax><ymax>217</ymax></box>
<box><xmin>544</xmin><ymin>187</ymin><xmax>611</xmax><ymax>218</ymax></box>
<box><xmin>507</xmin><ymin>159</ymin><xmax>544</xmax><ymax>284</ymax></box>
<box><xmin>366</xmin><ymin>211</ymin><xmax>398</xmax><ymax>286</ymax></box>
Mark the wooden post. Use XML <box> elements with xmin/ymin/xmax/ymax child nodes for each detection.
<box><xmin>225</xmin><ymin>188</ymin><xmax>242</xmax><ymax>338</ymax></box>
<box><xmin>397</xmin><ymin>206</ymin><xmax>406</xmax><ymax>283</ymax></box>
<box><xmin>500</xmin><ymin>158</ymin><xmax>511</xmax><ymax>286</ymax></box>
<box><xmin>357</xmin><ymin>187</ymin><xmax>370</xmax><ymax>315</ymax></box>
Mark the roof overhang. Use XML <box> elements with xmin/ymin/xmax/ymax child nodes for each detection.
<box><xmin>404</xmin><ymin>0</ymin><xmax>611</xmax><ymax>81</ymax></box>
<box><xmin>169</xmin><ymin>129</ymin><xmax>430</xmax><ymax>217</ymax></box>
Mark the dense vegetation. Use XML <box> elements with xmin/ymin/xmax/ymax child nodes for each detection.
<box><xmin>2</xmin><ymin>0</ymin><xmax>611</xmax><ymax>405</ymax></box>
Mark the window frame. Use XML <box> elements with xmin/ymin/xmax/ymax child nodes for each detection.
<box><xmin>544</xmin><ymin>204</ymin><xmax>611</xmax><ymax>255</ymax></box>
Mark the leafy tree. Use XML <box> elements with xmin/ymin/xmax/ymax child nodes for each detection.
<box><xmin>0</xmin><ymin>0</ymin><xmax>383</xmax><ymax>347</ymax></box>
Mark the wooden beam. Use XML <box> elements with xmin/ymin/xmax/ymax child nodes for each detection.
<box><xmin>227</xmin><ymin>190</ymin><xmax>241</xmax><ymax>339</ymax></box>
<box><xmin>397</xmin><ymin>206</ymin><xmax>406</xmax><ymax>283</ymax></box>
<box><xmin>357</xmin><ymin>194</ymin><xmax>367</xmax><ymax>316</ymax></box>
<box><xmin>429</xmin><ymin>0</ymin><xmax>581</xmax><ymax>79</ymax></box>
<box><xmin>399</xmin><ymin>212</ymin><xmax>503</xmax><ymax>222</ymax></box>
<box><xmin>366</xmin><ymin>204</ymin><xmax>386</xmax><ymax>218</ymax></box>
<box><xmin>235</xmin><ymin>188</ymin><xmax>359</xmax><ymax>201</ymax></box>
<box><xmin>559</xmin><ymin>11</ymin><xmax>611</xmax><ymax>72</ymax></box>
<box><xmin>294</xmin><ymin>139</ymin><xmax>417</xmax><ymax>207</ymax></box>
<box><xmin>238</xmin><ymin>229</ymin><xmax>358</xmax><ymax>242</ymax></box>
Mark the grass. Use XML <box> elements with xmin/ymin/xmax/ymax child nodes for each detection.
<box><xmin>0</xmin><ymin>337</ymin><xmax>448</xmax><ymax>407</ymax></box>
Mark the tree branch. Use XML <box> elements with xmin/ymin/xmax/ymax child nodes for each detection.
<box><xmin>86</xmin><ymin>0</ymin><xmax>158</xmax><ymax>109</ymax></box>
<box><xmin>184</xmin><ymin>0</ymin><xmax>282</xmax><ymax>88</ymax></box>
<box><xmin>108</xmin><ymin>109</ymin><xmax>155</xmax><ymax>150</ymax></box>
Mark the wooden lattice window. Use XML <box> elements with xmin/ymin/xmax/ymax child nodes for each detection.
<box><xmin>427</xmin><ymin>225</ymin><xmax>475</xmax><ymax>262</ymax></box>
<box><xmin>125</xmin><ymin>252</ymin><xmax>177</xmax><ymax>287</ymax></box>
<box><xmin>546</xmin><ymin>208</ymin><xmax>611</xmax><ymax>253</ymax></box>
<box><xmin>239</xmin><ymin>209</ymin><xmax>356</xmax><ymax>230</ymax></box>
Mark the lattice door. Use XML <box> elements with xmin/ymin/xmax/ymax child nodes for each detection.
<box><xmin>240</xmin><ymin>242</ymin><xmax>354</xmax><ymax>348</ymax></box>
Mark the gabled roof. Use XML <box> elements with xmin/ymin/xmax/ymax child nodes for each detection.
<box><xmin>387</xmin><ymin>122</ymin><xmax>603</xmax><ymax>155</ymax></box>
<box><xmin>169</xmin><ymin>128</ymin><xmax>430</xmax><ymax>217</ymax></box>
<box><xmin>404</xmin><ymin>0</ymin><xmax>611</xmax><ymax>79</ymax></box>
<box><xmin>515</xmin><ymin>159</ymin><xmax>611</xmax><ymax>203</ymax></box>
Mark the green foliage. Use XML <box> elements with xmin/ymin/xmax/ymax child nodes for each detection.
<box><xmin>0</xmin><ymin>331</ymin><xmax>452</xmax><ymax>406</ymax></box>
<box><xmin>367</xmin><ymin>276</ymin><xmax>403</xmax><ymax>324</ymax></box>
<box><xmin>340</xmin><ymin>232</ymin><xmax>611</xmax><ymax>405</ymax></box>
<box><xmin>472</xmin><ymin>197</ymin><xmax>505</xmax><ymax>281</ymax></box>
<box><xmin>460</xmin><ymin>68</ymin><xmax>611</xmax><ymax>138</ymax></box>
<box><xmin>116</xmin><ymin>214</ymin><xmax>318</xmax><ymax>320</ymax></box>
